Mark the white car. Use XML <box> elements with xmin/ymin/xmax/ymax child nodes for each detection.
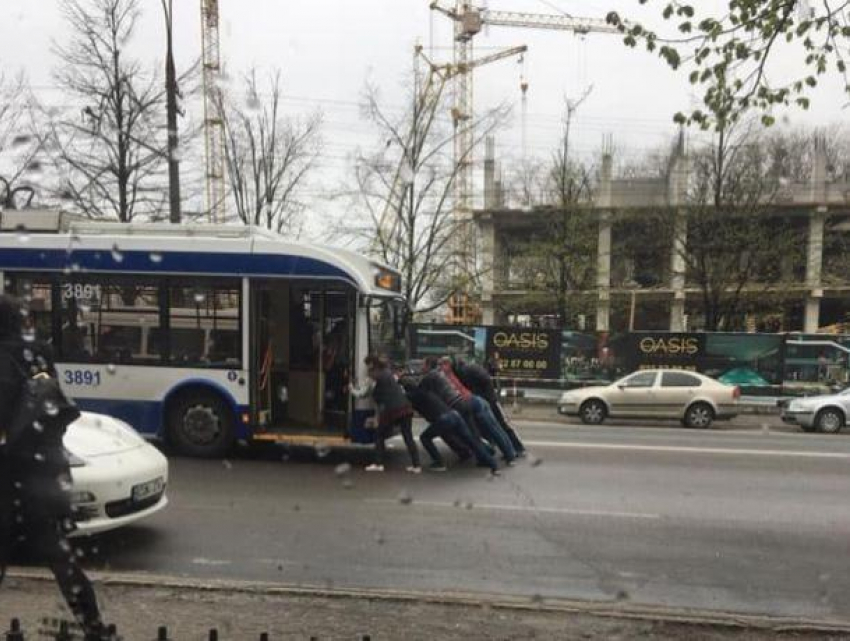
<box><xmin>66</xmin><ymin>412</ymin><xmax>169</xmax><ymax>536</ymax></box>
<box><xmin>781</xmin><ymin>389</ymin><xmax>850</xmax><ymax>433</ymax></box>
<box><xmin>558</xmin><ymin>370</ymin><xmax>739</xmax><ymax>429</ymax></box>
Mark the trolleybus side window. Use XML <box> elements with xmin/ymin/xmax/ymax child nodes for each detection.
<box><xmin>168</xmin><ymin>282</ymin><xmax>241</xmax><ymax>368</ymax></box>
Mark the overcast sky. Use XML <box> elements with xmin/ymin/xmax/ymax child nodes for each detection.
<box><xmin>1</xmin><ymin>0</ymin><xmax>847</xmax><ymax>233</ymax></box>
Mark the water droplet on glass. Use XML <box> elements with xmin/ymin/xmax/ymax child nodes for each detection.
<box><xmin>315</xmin><ymin>442</ymin><xmax>330</xmax><ymax>458</ymax></box>
<box><xmin>32</xmin><ymin>421</ymin><xmax>44</xmax><ymax>433</ymax></box>
<box><xmin>22</xmin><ymin>348</ymin><xmax>33</xmax><ymax>362</ymax></box>
<box><xmin>111</xmin><ymin>244</ymin><xmax>124</xmax><ymax>263</ymax></box>
<box><xmin>150</xmin><ymin>252</ymin><xmax>163</xmax><ymax>264</ymax></box>
<box><xmin>106</xmin><ymin>363</ymin><xmax>117</xmax><ymax>375</ymax></box>
<box><xmin>15</xmin><ymin>224</ymin><xmax>30</xmax><ymax>243</ymax></box>
<box><xmin>374</xmin><ymin>532</ymin><xmax>386</xmax><ymax>545</ymax></box>
<box><xmin>293</xmin><ymin>504</ymin><xmax>301</xmax><ymax>512</ymax></box>
<box><xmin>43</xmin><ymin>400</ymin><xmax>59</xmax><ymax>416</ymax></box>
<box><xmin>193</xmin><ymin>291</ymin><xmax>207</xmax><ymax>304</ymax></box>
<box><xmin>21</xmin><ymin>328</ymin><xmax>35</xmax><ymax>343</ymax></box>
<box><xmin>335</xmin><ymin>463</ymin><xmax>352</xmax><ymax>477</ymax></box>
<box><xmin>34</xmin><ymin>452</ymin><xmax>45</xmax><ymax>462</ymax></box>
<box><xmin>464</xmin><ymin>501</ymin><xmax>474</xmax><ymax>510</ymax></box>
<box><xmin>453</xmin><ymin>499</ymin><xmax>463</xmax><ymax>508</ymax></box>
<box><xmin>222</xmin><ymin>459</ymin><xmax>233</xmax><ymax>470</ymax></box>
<box><xmin>397</xmin><ymin>490</ymin><xmax>413</xmax><ymax>506</ymax></box>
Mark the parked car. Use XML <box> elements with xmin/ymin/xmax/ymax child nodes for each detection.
<box><xmin>781</xmin><ymin>389</ymin><xmax>850</xmax><ymax>433</ymax></box>
<box><xmin>558</xmin><ymin>369</ymin><xmax>739</xmax><ymax>429</ymax></box>
<box><xmin>66</xmin><ymin>412</ymin><xmax>169</xmax><ymax>536</ymax></box>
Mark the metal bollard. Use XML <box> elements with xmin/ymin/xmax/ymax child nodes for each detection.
<box><xmin>259</xmin><ymin>634</ymin><xmax>269</xmax><ymax>641</ymax></box>
<box><xmin>156</xmin><ymin>626</ymin><xmax>170</xmax><ymax>641</ymax></box>
<box><xmin>5</xmin><ymin>618</ymin><xmax>24</xmax><ymax>641</ymax></box>
<box><xmin>209</xmin><ymin>630</ymin><xmax>219</xmax><ymax>641</ymax></box>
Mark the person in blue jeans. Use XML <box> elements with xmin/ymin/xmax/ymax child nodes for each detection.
<box><xmin>401</xmin><ymin>378</ymin><xmax>499</xmax><ymax>473</ymax></box>
<box><xmin>436</xmin><ymin>357</ymin><xmax>517</xmax><ymax>463</ymax></box>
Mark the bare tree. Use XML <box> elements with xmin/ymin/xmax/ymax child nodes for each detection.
<box><xmin>659</xmin><ymin>121</ymin><xmax>803</xmax><ymax>330</ymax></box>
<box><xmin>219</xmin><ymin>70</ymin><xmax>322</xmax><ymax>235</ymax></box>
<box><xmin>340</xmin><ymin>78</ymin><xmax>508</xmax><ymax>326</ymax></box>
<box><xmin>46</xmin><ymin>0</ymin><xmax>169</xmax><ymax>222</ymax></box>
<box><xmin>505</xmin><ymin>96</ymin><xmax>599</xmax><ymax>326</ymax></box>
<box><xmin>0</xmin><ymin>74</ymin><xmax>42</xmax><ymax>209</ymax></box>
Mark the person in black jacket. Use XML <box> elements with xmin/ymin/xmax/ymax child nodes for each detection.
<box><xmin>454</xmin><ymin>358</ymin><xmax>527</xmax><ymax>456</ymax></box>
<box><xmin>351</xmin><ymin>355</ymin><xmax>421</xmax><ymax>473</ymax></box>
<box><xmin>400</xmin><ymin>377</ymin><xmax>498</xmax><ymax>473</ymax></box>
<box><xmin>0</xmin><ymin>295</ymin><xmax>106</xmax><ymax>640</ymax></box>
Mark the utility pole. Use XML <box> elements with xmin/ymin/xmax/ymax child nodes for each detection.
<box><xmin>162</xmin><ymin>0</ymin><xmax>182</xmax><ymax>224</ymax></box>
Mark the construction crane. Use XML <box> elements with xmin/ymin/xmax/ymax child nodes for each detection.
<box><xmin>201</xmin><ymin>0</ymin><xmax>226</xmax><ymax>223</ymax></box>
<box><xmin>430</xmin><ymin>1</ymin><xmax>625</xmax><ymax>324</ymax></box>
<box><xmin>430</xmin><ymin>1</ymin><xmax>622</xmax><ymax>216</ymax></box>
<box><xmin>377</xmin><ymin>44</ymin><xmax>527</xmax><ymax>253</ymax></box>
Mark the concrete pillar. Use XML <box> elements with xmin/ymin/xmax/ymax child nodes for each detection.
<box><xmin>483</xmin><ymin>137</ymin><xmax>498</xmax><ymax>209</ymax></box>
<box><xmin>667</xmin><ymin>130</ymin><xmax>689</xmax><ymax>332</ymax></box>
<box><xmin>596</xmin><ymin>152</ymin><xmax>614</xmax><ymax>332</ymax></box>
<box><xmin>804</xmin><ymin>208</ymin><xmax>826</xmax><ymax>333</ymax></box>
<box><xmin>479</xmin><ymin>212</ymin><xmax>504</xmax><ymax>326</ymax></box>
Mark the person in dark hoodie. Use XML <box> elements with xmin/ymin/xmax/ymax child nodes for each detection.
<box><xmin>454</xmin><ymin>357</ymin><xmax>526</xmax><ymax>456</ymax></box>
<box><xmin>420</xmin><ymin>356</ymin><xmax>516</xmax><ymax>464</ymax></box>
<box><xmin>0</xmin><ymin>295</ymin><xmax>106</xmax><ymax>640</ymax></box>
<box><xmin>351</xmin><ymin>355</ymin><xmax>421</xmax><ymax>473</ymax></box>
<box><xmin>399</xmin><ymin>376</ymin><xmax>498</xmax><ymax>473</ymax></box>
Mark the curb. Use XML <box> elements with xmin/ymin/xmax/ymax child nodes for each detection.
<box><xmin>6</xmin><ymin>569</ymin><xmax>850</xmax><ymax>635</ymax></box>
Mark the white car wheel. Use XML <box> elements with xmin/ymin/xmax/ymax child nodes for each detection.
<box><xmin>580</xmin><ymin>400</ymin><xmax>606</xmax><ymax>425</ymax></box>
<box><xmin>815</xmin><ymin>408</ymin><xmax>844</xmax><ymax>434</ymax></box>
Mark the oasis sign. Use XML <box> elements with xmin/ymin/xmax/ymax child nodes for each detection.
<box><xmin>625</xmin><ymin>333</ymin><xmax>705</xmax><ymax>370</ymax></box>
<box><xmin>486</xmin><ymin>327</ymin><xmax>561</xmax><ymax>380</ymax></box>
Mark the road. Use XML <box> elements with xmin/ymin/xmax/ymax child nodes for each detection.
<box><xmin>79</xmin><ymin>421</ymin><xmax>850</xmax><ymax>623</ymax></box>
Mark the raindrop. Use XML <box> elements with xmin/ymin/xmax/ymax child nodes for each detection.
<box><xmin>43</xmin><ymin>400</ymin><xmax>59</xmax><ymax>416</ymax></box>
<box><xmin>334</xmin><ymin>463</ymin><xmax>352</xmax><ymax>477</ymax></box>
<box><xmin>453</xmin><ymin>499</ymin><xmax>462</xmax><ymax>508</ymax></box>
<box><xmin>21</xmin><ymin>328</ymin><xmax>35</xmax><ymax>343</ymax></box>
<box><xmin>32</xmin><ymin>421</ymin><xmax>44</xmax><ymax>433</ymax></box>
<box><xmin>111</xmin><ymin>244</ymin><xmax>124</xmax><ymax>263</ymax></box>
<box><xmin>374</xmin><ymin>532</ymin><xmax>386</xmax><ymax>545</ymax></box>
<box><xmin>615</xmin><ymin>589</ymin><xmax>630</xmax><ymax>602</ymax></box>
<box><xmin>15</xmin><ymin>224</ymin><xmax>30</xmax><ymax>243</ymax></box>
<box><xmin>293</xmin><ymin>504</ymin><xmax>301</xmax><ymax>512</ymax></box>
<box><xmin>222</xmin><ymin>459</ymin><xmax>233</xmax><ymax>470</ymax></box>
<box><xmin>314</xmin><ymin>442</ymin><xmax>330</xmax><ymax>459</ymax></box>
<box><xmin>22</xmin><ymin>348</ymin><xmax>33</xmax><ymax>362</ymax></box>
<box><xmin>150</xmin><ymin>252</ymin><xmax>163</xmax><ymax>264</ymax></box>
<box><xmin>106</xmin><ymin>363</ymin><xmax>117</xmax><ymax>375</ymax></box>
<box><xmin>34</xmin><ymin>452</ymin><xmax>45</xmax><ymax>462</ymax></box>
<box><xmin>464</xmin><ymin>501</ymin><xmax>474</xmax><ymax>510</ymax></box>
<box><xmin>397</xmin><ymin>490</ymin><xmax>413</xmax><ymax>506</ymax></box>
<box><xmin>80</xmin><ymin>302</ymin><xmax>92</xmax><ymax>314</ymax></box>
<box><xmin>194</xmin><ymin>291</ymin><xmax>207</xmax><ymax>304</ymax></box>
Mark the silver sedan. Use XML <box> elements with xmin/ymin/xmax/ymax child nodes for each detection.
<box><xmin>781</xmin><ymin>389</ymin><xmax>850</xmax><ymax>433</ymax></box>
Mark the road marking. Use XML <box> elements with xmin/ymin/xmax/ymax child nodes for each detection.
<box><xmin>191</xmin><ymin>557</ymin><xmax>232</xmax><ymax>567</ymax></box>
<box><xmin>524</xmin><ymin>440</ymin><xmax>850</xmax><ymax>459</ymax></box>
<box><xmin>364</xmin><ymin>499</ymin><xmax>659</xmax><ymax>520</ymax></box>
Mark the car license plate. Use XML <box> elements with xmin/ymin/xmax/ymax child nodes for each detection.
<box><xmin>132</xmin><ymin>477</ymin><xmax>164</xmax><ymax>503</ymax></box>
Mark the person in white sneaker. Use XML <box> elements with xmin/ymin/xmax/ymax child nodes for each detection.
<box><xmin>352</xmin><ymin>356</ymin><xmax>421</xmax><ymax>473</ymax></box>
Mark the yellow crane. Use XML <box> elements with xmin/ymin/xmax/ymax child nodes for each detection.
<box><xmin>201</xmin><ymin>0</ymin><xmax>226</xmax><ymax>223</ymax></box>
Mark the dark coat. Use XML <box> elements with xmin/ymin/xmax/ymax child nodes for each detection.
<box><xmin>371</xmin><ymin>369</ymin><xmax>413</xmax><ymax>427</ymax></box>
<box><xmin>456</xmin><ymin>363</ymin><xmax>497</xmax><ymax>404</ymax></box>
<box><xmin>406</xmin><ymin>386</ymin><xmax>451</xmax><ymax>424</ymax></box>
<box><xmin>419</xmin><ymin>370</ymin><xmax>465</xmax><ymax>410</ymax></box>
<box><xmin>0</xmin><ymin>340</ymin><xmax>75</xmax><ymax>541</ymax></box>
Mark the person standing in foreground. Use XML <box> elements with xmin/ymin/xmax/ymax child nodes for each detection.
<box><xmin>400</xmin><ymin>377</ymin><xmax>498</xmax><ymax>473</ymax></box>
<box><xmin>0</xmin><ymin>295</ymin><xmax>106</xmax><ymax>640</ymax></box>
<box><xmin>351</xmin><ymin>356</ymin><xmax>422</xmax><ymax>473</ymax></box>
<box><xmin>454</xmin><ymin>358</ymin><xmax>527</xmax><ymax>456</ymax></box>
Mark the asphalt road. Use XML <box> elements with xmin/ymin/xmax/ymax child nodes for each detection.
<box><xmin>77</xmin><ymin>421</ymin><xmax>850</xmax><ymax>622</ymax></box>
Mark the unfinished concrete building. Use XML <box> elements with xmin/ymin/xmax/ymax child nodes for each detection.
<box><xmin>475</xmin><ymin>134</ymin><xmax>850</xmax><ymax>334</ymax></box>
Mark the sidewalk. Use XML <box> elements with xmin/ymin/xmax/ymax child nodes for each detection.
<box><xmin>2</xmin><ymin>574</ymin><xmax>848</xmax><ymax>640</ymax></box>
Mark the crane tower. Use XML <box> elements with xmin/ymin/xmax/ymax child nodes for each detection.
<box><xmin>201</xmin><ymin>0</ymin><xmax>226</xmax><ymax>223</ymax></box>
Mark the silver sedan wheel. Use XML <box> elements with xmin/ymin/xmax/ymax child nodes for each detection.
<box><xmin>580</xmin><ymin>400</ymin><xmax>606</xmax><ymax>425</ymax></box>
<box><xmin>685</xmin><ymin>404</ymin><xmax>713</xmax><ymax>429</ymax></box>
<box><xmin>816</xmin><ymin>409</ymin><xmax>844</xmax><ymax>434</ymax></box>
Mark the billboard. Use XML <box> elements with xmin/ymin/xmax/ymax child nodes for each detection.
<box><xmin>409</xmin><ymin>324</ymin><xmax>562</xmax><ymax>380</ymax></box>
<box><xmin>487</xmin><ymin>327</ymin><xmax>562</xmax><ymax>380</ymax></box>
